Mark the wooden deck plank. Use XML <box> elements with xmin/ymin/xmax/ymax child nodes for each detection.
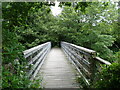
<box><xmin>36</xmin><ymin>48</ymin><xmax>79</xmax><ymax>88</ymax></box>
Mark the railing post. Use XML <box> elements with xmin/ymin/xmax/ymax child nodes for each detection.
<box><xmin>89</xmin><ymin>53</ymin><xmax>97</xmax><ymax>85</ymax></box>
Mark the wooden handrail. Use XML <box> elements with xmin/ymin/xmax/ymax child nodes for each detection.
<box><xmin>61</xmin><ymin>41</ymin><xmax>111</xmax><ymax>86</ymax></box>
<box><xmin>23</xmin><ymin>42</ymin><xmax>51</xmax><ymax>80</ymax></box>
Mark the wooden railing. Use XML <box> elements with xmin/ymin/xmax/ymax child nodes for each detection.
<box><xmin>23</xmin><ymin>42</ymin><xmax>51</xmax><ymax>80</ymax></box>
<box><xmin>61</xmin><ymin>41</ymin><xmax>111</xmax><ymax>86</ymax></box>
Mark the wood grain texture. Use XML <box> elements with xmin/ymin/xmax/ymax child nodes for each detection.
<box><xmin>36</xmin><ymin>48</ymin><xmax>79</xmax><ymax>88</ymax></box>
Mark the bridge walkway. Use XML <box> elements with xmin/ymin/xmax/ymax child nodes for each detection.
<box><xmin>36</xmin><ymin>48</ymin><xmax>80</xmax><ymax>88</ymax></box>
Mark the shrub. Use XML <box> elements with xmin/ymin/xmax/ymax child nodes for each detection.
<box><xmin>92</xmin><ymin>63</ymin><xmax>120</xmax><ymax>88</ymax></box>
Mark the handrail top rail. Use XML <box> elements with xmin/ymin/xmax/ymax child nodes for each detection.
<box><xmin>61</xmin><ymin>41</ymin><xmax>111</xmax><ymax>65</ymax></box>
<box><xmin>95</xmin><ymin>57</ymin><xmax>111</xmax><ymax>65</ymax></box>
<box><xmin>61</xmin><ymin>41</ymin><xmax>96</xmax><ymax>54</ymax></box>
<box><xmin>23</xmin><ymin>42</ymin><xmax>51</xmax><ymax>55</ymax></box>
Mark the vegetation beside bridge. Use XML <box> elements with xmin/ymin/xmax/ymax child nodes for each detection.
<box><xmin>2</xmin><ymin>1</ymin><xmax>120</xmax><ymax>88</ymax></box>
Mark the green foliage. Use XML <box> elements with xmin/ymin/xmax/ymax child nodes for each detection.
<box><xmin>2</xmin><ymin>60</ymin><xmax>41</xmax><ymax>88</ymax></box>
<box><xmin>112</xmin><ymin>22</ymin><xmax>120</xmax><ymax>48</ymax></box>
<box><xmin>57</xmin><ymin>2</ymin><xmax>118</xmax><ymax>61</ymax></box>
<box><xmin>2</xmin><ymin>1</ymin><xmax>119</xmax><ymax>88</ymax></box>
<box><xmin>92</xmin><ymin>63</ymin><xmax>120</xmax><ymax>88</ymax></box>
<box><xmin>2</xmin><ymin>30</ymin><xmax>24</xmax><ymax>65</ymax></box>
<box><xmin>113</xmin><ymin>51</ymin><xmax>120</xmax><ymax>63</ymax></box>
<box><xmin>76</xmin><ymin>76</ymin><xmax>89</xmax><ymax>88</ymax></box>
<box><xmin>58</xmin><ymin>2</ymin><xmax>120</xmax><ymax>88</ymax></box>
<box><xmin>91</xmin><ymin>35</ymin><xmax>115</xmax><ymax>61</ymax></box>
<box><xmin>2</xmin><ymin>2</ymin><xmax>52</xmax><ymax>88</ymax></box>
<box><xmin>3</xmin><ymin>59</ymin><xmax>24</xmax><ymax>88</ymax></box>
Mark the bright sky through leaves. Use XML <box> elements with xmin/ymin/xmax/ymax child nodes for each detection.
<box><xmin>51</xmin><ymin>1</ymin><xmax>62</xmax><ymax>16</ymax></box>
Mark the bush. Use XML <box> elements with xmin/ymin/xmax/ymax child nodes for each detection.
<box><xmin>2</xmin><ymin>59</ymin><xmax>42</xmax><ymax>88</ymax></box>
<box><xmin>92</xmin><ymin>63</ymin><xmax>120</xmax><ymax>88</ymax></box>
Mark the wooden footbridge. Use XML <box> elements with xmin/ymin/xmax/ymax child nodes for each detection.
<box><xmin>23</xmin><ymin>42</ymin><xmax>111</xmax><ymax>88</ymax></box>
